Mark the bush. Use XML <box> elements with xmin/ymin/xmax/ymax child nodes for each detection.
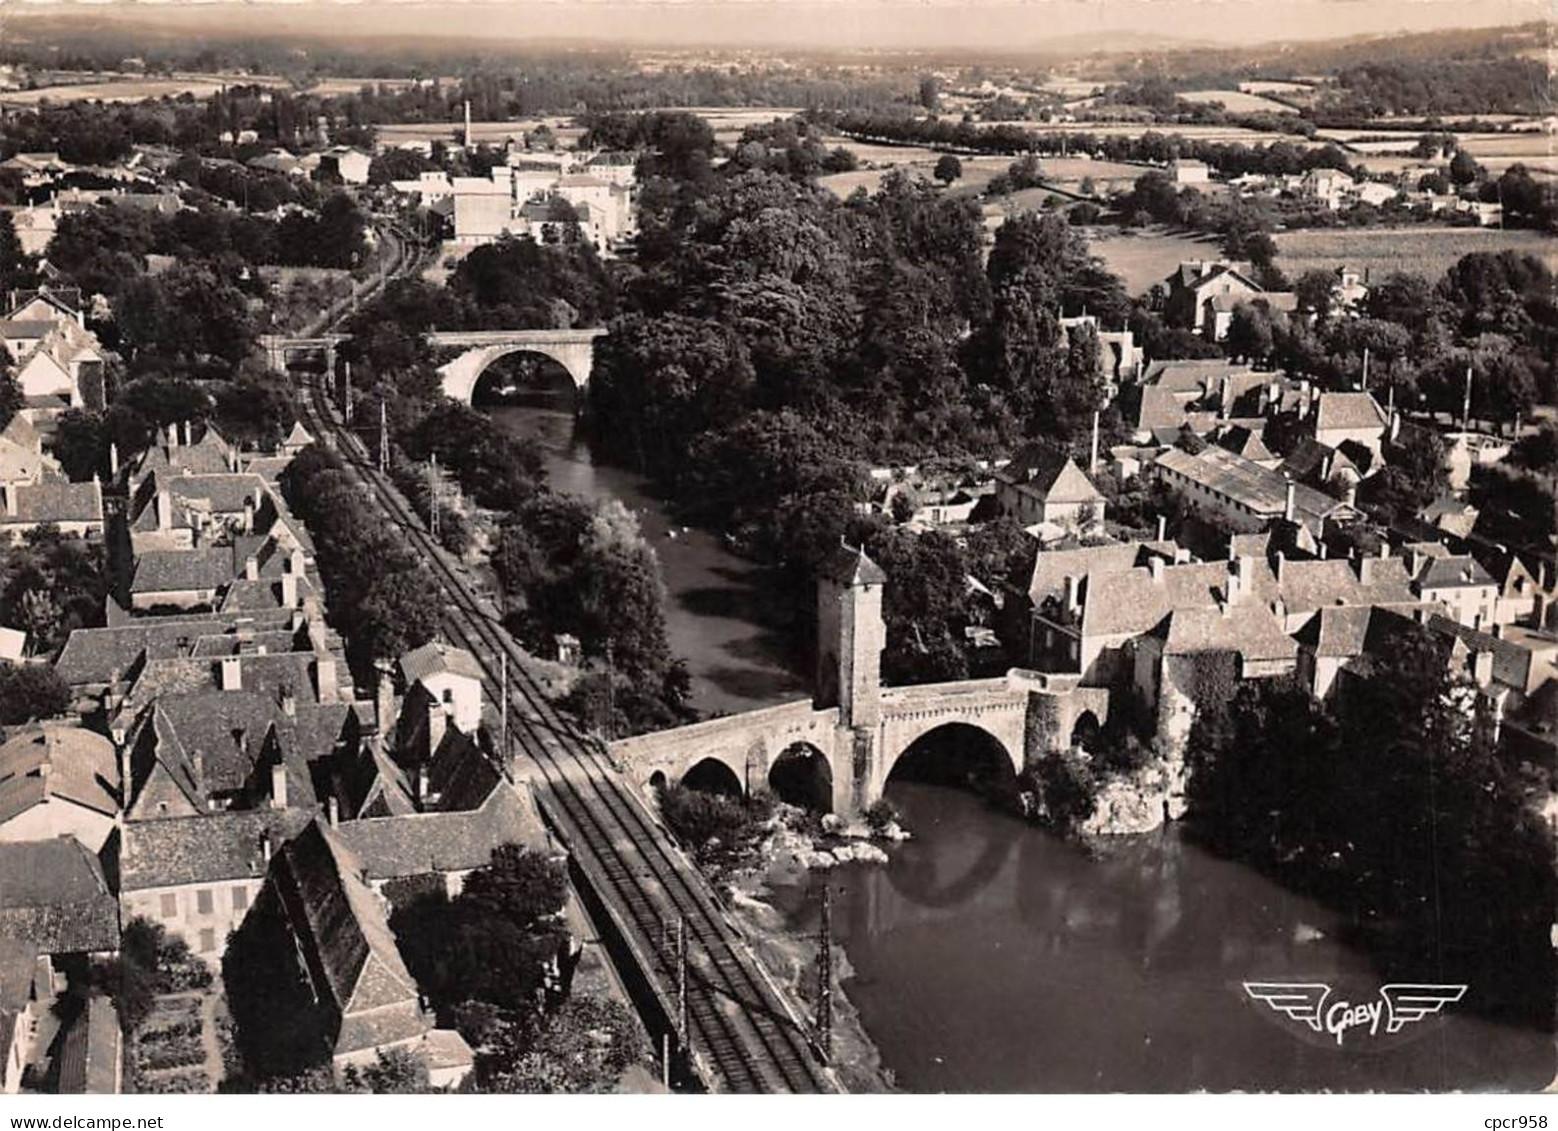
<box><xmin>863</xmin><ymin>798</ymin><xmax>901</xmax><ymax>835</ymax></box>
<box><xmin>1028</xmin><ymin>752</ymin><xmax>1096</xmax><ymax>829</ymax></box>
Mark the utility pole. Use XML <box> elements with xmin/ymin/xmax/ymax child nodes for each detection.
<box><xmin>817</xmin><ymin>885</ymin><xmax>834</xmax><ymax>1063</ymax></box>
<box><xmin>500</xmin><ymin>651</ymin><xmax>509</xmax><ymax>763</ymax></box>
<box><xmin>1361</xmin><ymin>347</ymin><xmax>1369</xmax><ymax>392</ymax></box>
<box><xmin>1463</xmin><ymin>364</ymin><xmax>1474</xmax><ymax>430</ymax></box>
<box><xmin>378</xmin><ymin>401</ymin><xmax>389</xmax><ymax>473</ymax></box>
<box><xmin>604</xmin><ymin>639</ymin><xmax>616</xmax><ymax>741</ymax></box>
<box><xmin>342</xmin><ymin>360</ymin><xmax>352</xmax><ymax>425</ymax></box>
<box><xmin>675</xmin><ymin>916</ymin><xmax>689</xmax><ymax>1049</ymax></box>
<box><xmin>429</xmin><ymin>453</ymin><xmax>441</xmax><ymax>540</ymax></box>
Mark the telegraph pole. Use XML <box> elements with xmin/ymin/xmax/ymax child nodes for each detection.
<box><xmin>429</xmin><ymin>454</ymin><xmax>441</xmax><ymax>540</ymax></box>
<box><xmin>378</xmin><ymin>401</ymin><xmax>389</xmax><ymax>473</ymax></box>
<box><xmin>500</xmin><ymin>652</ymin><xmax>509</xmax><ymax>762</ymax></box>
<box><xmin>342</xmin><ymin>360</ymin><xmax>352</xmax><ymax>425</ymax></box>
<box><xmin>817</xmin><ymin>885</ymin><xmax>834</xmax><ymax>1063</ymax></box>
<box><xmin>675</xmin><ymin>916</ymin><xmax>689</xmax><ymax>1047</ymax></box>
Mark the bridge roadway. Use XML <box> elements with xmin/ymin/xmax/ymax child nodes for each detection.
<box><xmin>294</xmin><ymin>236</ymin><xmax>835</xmax><ymax>1094</ymax></box>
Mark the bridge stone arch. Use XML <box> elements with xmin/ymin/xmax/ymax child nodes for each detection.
<box><xmin>433</xmin><ymin>328</ymin><xmax>608</xmax><ymax>403</ymax></box>
<box><xmin>877</xmin><ymin>694</ymin><xmax>1027</xmax><ymax>802</ymax></box>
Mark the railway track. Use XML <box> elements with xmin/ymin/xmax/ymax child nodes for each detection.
<box><xmin>291</xmin><ymin>226</ymin><xmax>836</xmax><ymax>1094</ymax></box>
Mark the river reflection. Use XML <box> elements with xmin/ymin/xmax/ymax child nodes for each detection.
<box><xmin>774</xmin><ymin>783</ymin><xmax>1555</xmax><ymax>1093</ymax></box>
<box><xmin>487</xmin><ymin>396</ymin><xmax>810</xmax><ymax>715</ymax></box>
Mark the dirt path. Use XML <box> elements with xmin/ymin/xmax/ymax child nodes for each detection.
<box><xmin>198</xmin><ymin>994</ymin><xmax>223</xmax><ymax>1091</ymax></box>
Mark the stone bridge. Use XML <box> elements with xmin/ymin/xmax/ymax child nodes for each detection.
<box><xmin>262</xmin><ymin>328</ymin><xmax>608</xmax><ymax>400</ymax></box>
<box><xmin>430</xmin><ymin>328</ymin><xmax>609</xmax><ymax>401</ymax></box>
<box><xmin>608</xmin><ymin>669</ymin><xmax>1111</xmax><ymax>815</ymax></box>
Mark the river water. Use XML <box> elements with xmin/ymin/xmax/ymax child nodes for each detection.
<box><xmin>489</xmin><ymin>397</ymin><xmax>1554</xmax><ymax>1093</ymax></box>
<box><xmin>488</xmin><ymin>397</ymin><xmax>810</xmax><ymax>716</ymax></box>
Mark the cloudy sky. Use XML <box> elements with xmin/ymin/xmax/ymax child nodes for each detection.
<box><xmin>18</xmin><ymin>0</ymin><xmax>1550</xmax><ymax>50</ymax></box>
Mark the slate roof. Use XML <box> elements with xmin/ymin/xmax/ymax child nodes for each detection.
<box><xmin>1081</xmin><ymin>560</ymin><xmax>1234</xmax><ymax>640</ymax></box>
<box><xmin>0</xmin><ymin>935</ymin><xmax>38</xmax><ymax>1073</ymax></box>
<box><xmin>1135</xmin><ymin>385</ymin><xmax>1189</xmax><ymax>431</ymax></box>
<box><xmin>1022</xmin><ymin>539</ymin><xmax>1177</xmax><ymax>606</ymax></box>
<box><xmin>118</xmin><ymin>649</ymin><xmax>351</xmax><ymax>720</ymax></box>
<box><xmin>1413</xmin><ymin>553</ymin><xmax>1497</xmax><ymax>590</ymax></box>
<box><xmin>1295</xmin><ymin>604</ymin><xmax>1378</xmax><ymax>658</ymax></box>
<box><xmin>1314</xmin><ymin>392</ymin><xmax>1387</xmax><ymax>434</ymax></box>
<box><xmin>1215</xmin><ymin>425</ymin><xmax>1275</xmax><ymax>465</ymax></box>
<box><xmin>399</xmin><ymin>641</ymin><xmax>484</xmax><ymax>687</ymax></box>
<box><xmin>128</xmin><ymin>548</ymin><xmax>239</xmax><ymax>596</ymax></box>
<box><xmin>998</xmin><ymin>444</ymin><xmax>1106</xmax><ymax>506</ymax></box>
<box><xmin>128</xmin><ymin>472</ymin><xmax>268</xmax><ymax>533</ymax></box>
<box><xmin>1155</xmin><ymin>446</ymin><xmax>1346</xmax><ymax>533</ymax></box>
<box><xmin>816</xmin><ymin>545</ymin><xmax>887</xmax><ymax>587</ymax></box>
<box><xmin>1274</xmin><ymin>555</ymin><xmax>1417</xmax><ymax>616</ymax></box>
<box><xmin>1155</xmin><ymin>602</ymin><xmax>1298</xmax><ymax>662</ymax></box>
<box><xmin>127</xmin><ymin>427</ymin><xmax>236</xmax><ymax>485</ymax></box>
<box><xmin>335</xmin><ymin>785</ymin><xmax>546</xmax><ymax>881</ymax></box>
<box><xmin>120</xmin><ymin>807</ymin><xmax>312</xmax><ymax>892</ymax></box>
<box><xmin>268</xmin><ymin>820</ymin><xmax>428</xmax><ymax>1058</ymax></box>
<box><xmin>1</xmin><ymin>480</ymin><xmax>102</xmax><ymax>526</ymax></box>
<box><xmin>0</xmin><ymin>725</ymin><xmax>118</xmax><ymax>824</ymax></box>
<box><xmin>0</xmin><ymin>839</ymin><xmax>119</xmax><ymax>953</ymax></box>
<box><xmin>54</xmin><ymin>609</ymin><xmax>299</xmax><ymax>688</ymax></box>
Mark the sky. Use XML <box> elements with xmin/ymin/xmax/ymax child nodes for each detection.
<box><xmin>12</xmin><ymin>0</ymin><xmax>1550</xmax><ymax>52</ymax></box>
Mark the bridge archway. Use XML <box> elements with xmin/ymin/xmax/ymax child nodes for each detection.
<box><xmin>1070</xmin><ymin>709</ymin><xmax>1103</xmax><ymax>751</ymax></box>
<box><xmin>682</xmin><ymin>757</ymin><xmax>744</xmax><ymax>799</ymax></box>
<box><xmin>468</xmin><ymin>350</ymin><xmax>581</xmax><ymax>408</ymax></box>
<box><xmin>885</xmin><ymin>721</ymin><xmax>1020</xmax><ymax>794</ymax></box>
<box><xmin>767</xmin><ymin>742</ymin><xmax>833</xmax><ymax>813</ymax></box>
<box><xmin>434</xmin><ymin>328</ymin><xmax>607</xmax><ymax>403</ymax></box>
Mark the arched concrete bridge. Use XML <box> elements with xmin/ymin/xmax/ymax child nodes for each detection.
<box><xmin>431</xmin><ymin>328</ymin><xmax>609</xmax><ymax>401</ymax></box>
<box><xmin>261</xmin><ymin>328</ymin><xmax>608</xmax><ymax>400</ymax></box>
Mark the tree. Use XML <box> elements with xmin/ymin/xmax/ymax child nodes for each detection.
<box><xmin>0</xmin><ymin>661</ymin><xmax>70</xmax><ymax>724</ymax></box>
<box><xmin>0</xmin><ymin>365</ymin><xmax>19</xmax><ymax>433</ymax></box>
<box><xmin>483</xmin><ymin>996</ymin><xmax>645</xmax><ymax>1094</ymax></box>
<box><xmin>1225</xmin><ymin>303</ymin><xmax>1276</xmax><ymax>364</ymax></box>
<box><xmin>1449</xmin><ymin>148</ymin><xmax>1484</xmax><ymax>187</ymax></box>
<box><xmin>918</xmin><ymin>75</ymin><xmax>941</xmax><ymax>112</ymax></box>
<box><xmin>933</xmin><ymin>154</ymin><xmax>963</xmax><ymax>185</ymax></box>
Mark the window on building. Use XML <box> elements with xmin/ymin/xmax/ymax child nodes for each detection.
<box><xmin>199</xmin><ymin>928</ymin><xmax>216</xmax><ymax>953</ymax></box>
<box><xmin>232</xmin><ymin>886</ymin><xmax>249</xmax><ymax>911</ymax></box>
<box><xmin>160</xmin><ymin>893</ymin><xmax>178</xmax><ymax>919</ymax></box>
<box><xmin>196</xmin><ymin>889</ymin><xmax>214</xmax><ymax>915</ymax></box>
<box><xmin>442</xmin><ymin>688</ymin><xmax>453</xmax><ymax>705</ymax></box>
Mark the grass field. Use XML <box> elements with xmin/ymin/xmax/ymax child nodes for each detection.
<box><xmin>1273</xmin><ymin>227</ymin><xmax>1558</xmax><ymax>281</ymax></box>
<box><xmin>1088</xmin><ymin>226</ymin><xmax>1222</xmax><ymax>295</ymax></box>
<box><xmin>0</xmin><ymin>71</ymin><xmax>289</xmax><ymax>106</ymax></box>
<box><xmin>1180</xmin><ymin>90</ymin><xmax>1299</xmax><ymax>115</ymax></box>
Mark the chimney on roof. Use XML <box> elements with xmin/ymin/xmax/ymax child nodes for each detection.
<box><xmin>417</xmin><ymin>762</ymin><xmax>431</xmax><ymax>806</ymax></box>
<box><xmin>1156</xmin><ymin>514</ymin><xmax>1167</xmax><ymax>542</ymax></box>
<box><xmin>1471</xmin><ymin>649</ymin><xmax>1494</xmax><ymax>688</ymax></box>
<box><xmin>1358</xmin><ymin>556</ymin><xmax>1376</xmax><ymax>586</ymax></box>
<box><xmin>314</xmin><ymin>657</ymin><xmax>337</xmax><ymax>704</ymax></box>
<box><xmin>261</xmin><ymin>830</ymin><xmax>272</xmax><ymax>863</ymax></box>
<box><xmin>1275</xmin><ymin>550</ymin><xmax>1286</xmax><ymax>583</ymax></box>
<box><xmin>1235</xmin><ymin>554</ymin><xmax>1255</xmax><ymax>598</ymax></box>
<box><xmin>280</xmin><ymin>573</ymin><xmax>298</xmax><ymax>609</ymax></box>
<box><xmin>220</xmin><ymin>655</ymin><xmax>242</xmax><ymax>692</ymax></box>
<box><xmin>270</xmin><ymin>762</ymin><xmax>288</xmax><ymax>809</ymax></box>
<box><xmin>375</xmin><ymin>662</ymin><xmax>397</xmax><ymax>751</ymax></box>
<box><xmin>1284</xmin><ymin>481</ymin><xmax>1297</xmax><ymax>524</ymax></box>
<box><xmin>243</xmin><ymin>499</ymin><xmax>254</xmax><ymax>534</ymax></box>
<box><xmin>156</xmin><ymin>489</ymin><xmax>171</xmax><ymax>533</ymax></box>
<box><xmin>280</xmin><ymin>687</ymin><xmax>296</xmax><ymax>718</ymax></box>
<box><xmin>108</xmin><ymin>442</ymin><xmax>119</xmax><ymax>477</ymax></box>
<box><xmin>287</xmin><ymin>549</ymin><xmax>305</xmax><ymax>576</ymax></box>
<box><xmin>1150</xmin><ymin>556</ymin><xmax>1165</xmax><ymax>584</ymax></box>
<box><xmin>244</xmin><ymin>555</ymin><xmax>259</xmax><ymax>582</ymax></box>
<box><xmin>182</xmin><ymin>420</ymin><xmax>192</xmax><ymax>446</ymax></box>
<box><xmin>1063</xmin><ymin>574</ymin><xmax>1080</xmax><ymax>615</ymax></box>
<box><xmin>166</xmin><ymin>423</ymin><xmax>178</xmax><ymax>449</ymax></box>
<box><xmin>1344</xmin><ymin>480</ymin><xmax>1357</xmax><ymax>509</ymax></box>
<box><xmin>327</xmin><ymin>796</ymin><xmax>339</xmax><ymax>828</ymax></box>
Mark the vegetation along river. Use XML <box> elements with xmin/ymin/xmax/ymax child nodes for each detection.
<box><xmin>489</xmin><ymin>395</ymin><xmax>1554</xmax><ymax>1093</ymax></box>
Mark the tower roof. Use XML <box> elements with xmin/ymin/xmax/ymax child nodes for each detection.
<box><xmin>818</xmin><ymin>545</ymin><xmax>886</xmax><ymax>587</ymax></box>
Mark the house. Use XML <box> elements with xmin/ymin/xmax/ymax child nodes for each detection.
<box><xmin>1057</xmin><ymin>315</ymin><xmax>1140</xmax><ymax>386</ymax></box>
<box><xmin>1310</xmin><ymin>392</ymin><xmax>1390</xmax><ymax>457</ymax></box>
<box><xmin>1014</xmin><ymin>538</ymin><xmax>1180</xmax><ymax>669</ymax></box>
<box><xmin>398</xmin><ymin>642</ymin><xmax>484</xmax><ymax>735</ymax></box>
<box><xmin>993</xmin><ymin>444</ymin><xmax>1106</xmax><ymax>537</ymax></box>
<box><xmin>1170</xmin><ymin>160</ymin><xmax>1210</xmax><ymax>186</ymax></box>
<box><xmin>1163</xmin><ymin>262</ymin><xmax>1261</xmax><ymax>336</ymax></box>
<box><xmin>0</xmin><ymin>414</ymin><xmax>61</xmax><ymax>484</ymax></box>
<box><xmin>0</xmin><ymin>725</ymin><xmax>119</xmax><ymax>853</ymax></box>
<box><xmin>1470</xmin><ymin>548</ymin><xmax>1553</xmax><ymax>627</ymax></box>
<box><xmin>1354</xmin><ymin>182</ymin><xmax>1399</xmax><ymax>208</ymax></box>
<box><xmin>0</xmin><ymin>292</ymin><xmax>107</xmax><ymax>431</ymax></box>
<box><xmin>126</xmin><ymin>472</ymin><xmax>285</xmax><ymax>553</ymax></box>
<box><xmin>1152</xmin><ymin>445</ymin><xmax>1359</xmax><ymax>550</ymax></box>
<box><xmin>124</xmin><ymin>423</ymin><xmax>238</xmax><ymax>487</ymax></box>
<box><xmin>323</xmin><ymin>147</ymin><xmax>371</xmax><ymax>185</ymax></box>
<box><xmin>0</xmin><ymin>480</ymin><xmax>104</xmax><ymax>544</ymax></box>
<box><xmin>7</xmin><ymin>202</ymin><xmax>59</xmax><ymax>257</ymax></box>
<box><xmin>1418</xmin><ymin>496</ymin><xmax>1480</xmax><ymax>540</ymax></box>
<box><xmin>120</xmin><ymin>807</ymin><xmax>311</xmax><ymax>962</ymax></box>
<box><xmin>1202</xmin><ymin>290</ymin><xmax>1297</xmax><ymax>343</ymax></box>
<box><xmin>253</xmin><ymin>819</ymin><xmax>474</xmax><ymax>1082</ymax></box>
<box><xmin>0</xmin><ymin>839</ymin><xmax>119</xmax><ymax>959</ymax></box>
<box><xmin>0</xmin><ymin>936</ymin><xmax>42</xmax><ymax>1094</ymax></box>
<box><xmin>1405</xmin><ymin>544</ymin><xmax>1499</xmax><ymax>629</ymax></box>
<box><xmin>1303</xmin><ymin>168</ymin><xmax>1352</xmax><ymax>210</ymax></box>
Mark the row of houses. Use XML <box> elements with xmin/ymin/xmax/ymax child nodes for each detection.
<box><xmin>0</xmin><ymin>416</ymin><xmax>557</xmax><ymax>1091</ymax></box>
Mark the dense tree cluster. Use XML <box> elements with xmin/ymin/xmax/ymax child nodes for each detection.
<box><xmin>280</xmin><ymin>444</ymin><xmax>440</xmax><ymax>674</ymax></box>
<box><xmin>0</xmin><ymin>524</ymin><xmax>107</xmax><ymax>660</ymax></box>
<box><xmin>493</xmin><ymin>494</ymin><xmax>690</xmax><ymax>736</ymax></box>
<box><xmin>1187</xmin><ymin>628</ymin><xmax>1555</xmax><ymax>1026</ymax></box>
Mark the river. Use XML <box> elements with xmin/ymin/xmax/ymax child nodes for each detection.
<box><xmin>488</xmin><ymin>395</ymin><xmax>810</xmax><ymax>716</ymax></box>
<box><xmin>489</xmin><ymin>397</ymin><xmax>1554</xmax><ymax>1093</ymax></box>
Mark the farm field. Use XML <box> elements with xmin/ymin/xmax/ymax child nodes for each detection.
<box><xmin>376</xmin><ymin>118</ymin><xmax>583</xmax><ymax>150</ymax></box>
<box><xmin>1273</xmin><ymin>227</ymin><xmax>1558</xmax><ymax>281</ymax></box>
<box><xmin>1180</xmin><ymin>90</ymin><xmax>1299</xmax><ymax>115</ymax></box>
<box><xmin>0</xmin><ymin>71</ymin><xmax>289</xmax><ymax>106</ymax></box>
<box><xmin>1240</xmin><ymin>80</ymin><xmax>1316</xmax><ymax>95</ymax></box>
<box><xmin>1087</xmin><ymin>226</ymin><xmax>1222</xmax><ymax>295</ymax></box>
<box><xmin>689</xmin><ymin>106</ymin><xmax>803</xmax><ymax>144</ymax></box>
